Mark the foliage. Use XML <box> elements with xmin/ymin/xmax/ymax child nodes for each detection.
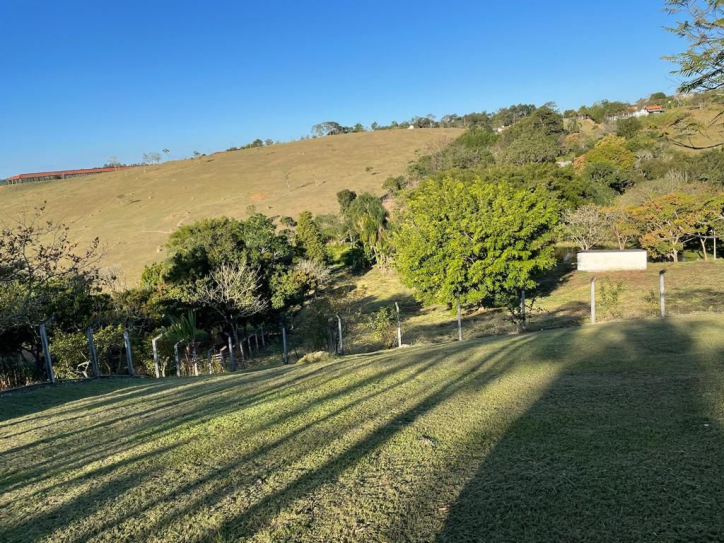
<box><xmin>561</xmin><ymin>204</ymin><xmax>608</xmax><ymax>251</ymax></box>
<box><xmin>295</xmin><ymin>211</ymin><xmax>327</xmax><ymax>263</ymax></box>
<box><xmin>0</xmin><ymin>205</ymin><xmax>102</xmax><ymax>334</ymax></box>
<box><xmin>632</xmin><ymin>192</ymin><xmax>701</xmax><ymax>261</ymax></box>
<box><xmin>336</xmin><ymin>189</ymin><xmax>357</xmax><ymax>214</ymax></box>
<box><xmin>616</xmin><ymin>117</ymin><xmax>643</xmax><ymax>139</ymax></box>
<box><xmin>342</xmin><ymin>193</ymin><xmax>389</xmax><ymax>265</ymax></box>
<box><xmin>598</xmin><ymin>279</ymin><xmax>625</xmax><ymax>319</ymax></box>
<box><xmin>395</xmin><ymin>176</ymin><xmax>560</xmax><ymax>309</ymax></box>
<box><xmin>364</xmin><ymin>306</ymin><xmax>398</xmax><ymax>349</ymax></box>
<box><xmin>497</xmin><ymin>106</ymin><xmax>564</xmax><ymax>165</ymax></box>
<box><xmin>665</xmin><ymin>0</ymin><xmax>724</xmax><ymax>93</ymax></box>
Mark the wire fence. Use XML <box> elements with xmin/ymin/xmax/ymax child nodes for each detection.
<box><xmin>2</xmin><ymin>262</ymin><xmax>723</xmax><ymax>392</ymax></box>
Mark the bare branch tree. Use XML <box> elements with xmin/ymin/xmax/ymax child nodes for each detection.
<box><xmin>561</xmin><ymin>204</ymin><xmax>608</xmax><ymax>251</ymax></box>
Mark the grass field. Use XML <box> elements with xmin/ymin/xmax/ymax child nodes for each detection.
<box><xmin>2</xmin><ymin>314</ymin><xmax>724</xmax><ymax>542</ymax></box>
<box><xmin>0</xmin><ymin>129</ymin><xmax>462</xmax><ymax>281</ymax></box>
<box><xmin>337</xmin><ymin>260</ymin><xmax>724</xmax><ymax>353</ymax></box>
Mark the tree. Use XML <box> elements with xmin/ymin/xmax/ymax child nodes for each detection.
<box><xmin>336</xmin><ymin>189</ymin><xmax>357</xmax><ymax>214</ymax></box>
<box><xmin>189</xmin><ymin>260</ymin><xmax>266</xmax><ymax>350</ymax></box>
<box><xmin>665</xmin><ymin>1</ymin><xmax>724</xmax><ymax>93</ymax></box>
<box><xmin>395</xmin><ymin>176</ymin><xmax>560</xmax><ymax>319</ymax></box>
<box><xmin>616</xmin><ymin>117</ymin><xmax>642</xmax><ymax>139</ymax></box>
<box><xmin>344</xmin><ymin>193</ymin><xmax>389</xmax><ymax>264</ymax></box>
<box><xmin>295</xmin><ymin>211</ymin><xmax>327</xmax><ymax>263</ymax></box>
<box><xmin>265</xmin><ymin>139</ymin><xmax>274</xmax><ymax>146</ymax></box>
<box><xmin>167</xmin><ymin>311</ymin><xmax>209</xmax><ymax>369</ymax></box>
<box><xmin>561</xmin><ymin>204</ymin><xmax>608</xmax><ymax>251</ymax></box>
<box><xmin>162</xmin><ymin>149</ymin><xmax>170</xmax><ymax>159</ymax></box>
<box><xmin>602</xmin><ymin>206</ymin><xmax>639</xmax><ymax>250</ymax></box>
<box><xmin>0</xmin><ymin>205</ymin><xmax>101</xmax><ymax>334</ymax></box>
<box><xmin>632</xmin><ymin>192</ymin><xmax>700</xmax><ymax>262</ymax></box>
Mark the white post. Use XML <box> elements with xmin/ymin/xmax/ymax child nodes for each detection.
<box><xmin>660</xmin><ymin>270</ymin><xmax>666</xmax><ymax>318</ymax></box>
<box><xmin>254</xmin><ymin>331</ymin><xmax>259</xmax><ymax>353</ymax></box>
<box><xmin>207</xmin><ymin>348</ymin><xmax>214</xmax><ymax>374</ymax></box>
<box><xmin>39</xmin><ymin>322</ymin><xmax>55</xmax><ymax>384</ymax></box>
<box><xmin>521</xmin><ymin>289</ymin><xmax>526</xmax><ymax>331</ymax></box>
<box><xmin>395</xmin><ymin>302</ymin><xmax>402</xmax><ymax>348</ymax></box>
<box><xmin>174</xmin><ymin>341</ymin><xmax>183</xmax><ymax>377</ymax></box>
<box><xmin>220</xmin><ymin>345</ymin><xmax>228</xmax><ymax>371</ymax></box>
<box><xmin>456</xmin><ymin>296</ymin><xmax>463</xmax><ymax>341</ymax></box>
<box><xmin>282</xmin><ymin>323</ymin><xmax>289</xmax><ymax>364</ymax></box>
<box><xmin>192</xmin><ymin>344</ymin><xmax>199</xmax><ymax>376</ymax></box>
<box><xmin>336</xmin><ymin>314</ymin><xmax>343</xmax><ymax>354</ymax></box>
<box><xmin>86</xmin><ymin>327</ymin><xmax>100</xmax><ymax>378</ymax></box>
<box><xmin>152</xmin><ymin>334</ymin><xmax>163</xmax><ymax>378</ymax></box>
<box><xmin>590</xmin><ymin>277</ymin><xmax>596</xmax><ymax>324</ymax></box>
<box><xmin>123</xmin><ymin>331</ymin><xmax>135</xmax><ymax>376</ymax></box>
<box><xmin>227</xmin><ymin>334</ymin><xmax>236</xmax><ymax>371</ymax></box>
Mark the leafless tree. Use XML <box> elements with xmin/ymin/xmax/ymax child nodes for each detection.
<box><xmin>189</xmin><ymin>260</ymin><xmax>266</xmax><ymax>346</ymax></box>
<box><xmin>561</xmin><ymin>204</ymin><xmax>608</xmax><ymax>251</ymax></box>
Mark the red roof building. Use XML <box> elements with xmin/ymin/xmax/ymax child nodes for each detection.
<box><xmin>6</xmin><ymin>166</ymin><xmax>135</xmax><ymax>184</ymax></box>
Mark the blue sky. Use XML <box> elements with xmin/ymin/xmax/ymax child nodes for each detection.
<box><xmin>0</xmin><ymin>0</ymin><xmax>684</xmax><ymax>178</ymax></box>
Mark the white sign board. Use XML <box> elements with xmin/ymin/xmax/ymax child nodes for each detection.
<box><xmin>577</xmin><ymin>250</ymin><xmax>647</xmax><ymax>272</ymax></box>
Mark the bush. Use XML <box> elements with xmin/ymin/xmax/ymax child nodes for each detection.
<box><xmin>365</xmin><ymin>307</ymin><xmax>398</xmax><ymax>348</ymax></box>
<box><xmin>598</xmin><ymin>279</ymin><xmax>625</xmax><ymax>319</ymax></box>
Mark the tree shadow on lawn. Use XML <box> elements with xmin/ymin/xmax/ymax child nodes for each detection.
<box><xmin>1</xmin><ymin>344</ymin><xmax>487</xmax><ymax>541</ymax></box>
<box><xmin>434</xmin><ymin>317</ymin><xmax>724</xmax><ymax>542</ymax></box>
<box><xmin>124</xmin><ymin>335</ymin><xmax>540</xmax><ymax>541</ymax></box>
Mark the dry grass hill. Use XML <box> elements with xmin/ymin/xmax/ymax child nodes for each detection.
<box><xmin>0</xmin><ymin>129</ymin><xmax>463</xmax><ymax>281</ymax></box>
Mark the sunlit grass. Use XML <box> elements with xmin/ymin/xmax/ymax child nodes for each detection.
<box><xmin>2</xmin><ymin>315</ymin><xmax>724</xmax><ymax>541</ymax></box>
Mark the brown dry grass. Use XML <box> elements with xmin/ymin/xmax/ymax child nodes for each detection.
<box><xmin>0</xmin><ymin>129</ymin><xmax>463</xmax><ymax>282</ymax></box>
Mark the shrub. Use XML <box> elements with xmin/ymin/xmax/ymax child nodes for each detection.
<box><xmin>598</xmin><ymin>279</ymin><xmax>625</xmax><ymax>319</ymax></box>
<box><xmin>365</xmin><ymin>307</ymin><xmax>398</xmax><ymax>348</ymax></box>
<box><xmin>297</xmin><ymin>351</ymin><xmax>334</xmax><ymax>365</ymax></box>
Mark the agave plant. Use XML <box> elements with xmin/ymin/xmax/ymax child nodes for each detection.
<box><xmin>167</xmin><ymin>311</ymin><xmax>209</xmax><ymax>367</ymax></box>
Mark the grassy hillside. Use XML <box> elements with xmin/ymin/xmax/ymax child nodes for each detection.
<box><xmin>0</xmin><ymin>129</ymin><xmax>462</xmax><ymax>281</ymax></box>
<box><xmin>2</xmin><ymin>315</ymin><xmax>724</xmax><ymax>542</ymax></box>
<box><xmin>336</xmin><ymin>260</ymin><xmax>724</xmax><ymax>353</ymax></box>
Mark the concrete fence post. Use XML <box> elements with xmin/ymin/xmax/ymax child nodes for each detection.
<box><xmin>227</xmin><ymin>334</ymin><xmax>236</xmax><ymax>372</ymax></box>
<box><xmin>152</xmin><ymin>334</ymin><xmax>163</xmax><ymax>378</ymax></box>
<box><xmin>659</xmin><ymin>270</ymin><xmax>666</xmax><ymax>318</ymax></box>
<box><xmin>521</xmin><ymin>289</ymin><xmax>526</xmax><ymax>331</ymax></box>
<box><xmin>207</xmin><ymin>348</ymin><xmax>214</xmax><ymax>374</ymax></box>
<box><xmin>174</xmin><ymin>341</ymin><xmax>183</xmax><ymax>377</ymax></box>
<box><xmin>220</xmin><ymin>345</ymin><xmax>229</xmax><ymax>371</ymax></box>
<box><xmin>590</xmin><ymin>277</ymin><xmax>597</xmax><ymax>324</ymax></box>
<box><xmin>123</xmin><ymin>331</ymin><xmax>135</xmax><ymax>376</ymax></box>
<box><xmin>86</xmin><ymin>327</ymin><xmax>100</xmax><ymax>378</ymax></box>
<box><xmin>282</xmin><ymin>323</ymin><xmax>289</xmax><ymax>364</ymax></box>
<box><xmin>192</xmin><ymin>344</ymin><xmax>199</xmax><ymax>376</ymax></box>
<box><xmin>395</xmin><ymin>302</ymin><xmax>402</xmax><ymax>348</ymax></box>
<box><xmin>336</xmin><ymin>314</ymin><xmax>343</xmax><ymax>355</ymax></box>
<box><xmin>39</xmin><ymin>322</ymin><xmax>55</xmax><ymax>384</ymax></box>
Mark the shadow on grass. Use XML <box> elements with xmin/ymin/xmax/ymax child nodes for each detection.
<box><xmin>434</xmin><ymin>318</ymin><xmax>724</xmax><ymax>541</ymax></box>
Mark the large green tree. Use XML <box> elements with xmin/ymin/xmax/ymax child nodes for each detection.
<box><xmin>395</xmin><ymin>175</ymin><xmax>560</xmax><ymax>322</ymax></box>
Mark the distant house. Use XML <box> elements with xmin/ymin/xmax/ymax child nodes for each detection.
<box><xmin>645</xmin><ymin>105</ymin><xmax>665</xmax><ymax>114</ymax></box>
<box><xmin>5</xmin><ymin>166</ymin><xmax>135</xmax><ymax>185</ymax></box>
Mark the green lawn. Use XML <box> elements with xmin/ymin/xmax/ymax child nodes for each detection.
<box><xmin>340</xmin><ymin>260</ymin><xmax>724</xmax><ymax>352</ymax></box>
<box><xmin>2</xmin><ymin>315</ymin><xmax>724</xmax><ymax>542</ymax></box>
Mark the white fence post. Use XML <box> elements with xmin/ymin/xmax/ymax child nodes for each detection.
<box><xmin>590</xmin><ymin>277</ymin><xmax>596</xmax><ymax>324</ymax></box>
<box><xmin>207</xmin><ymin>348</ymin><xmax>214</xmax><ymax>374</ymax></box>
<box><xmin>123</xmin><ymin>331</ymin><xmax>135</xmax><ymax>376</ymax></box>
<box><xmin>86</xmin><ymin>327</ymin><xmax>100</xmax><ymax>378</ymax></box>
<box><xmin>659</xmin><ymin>270</ymin><xmax>666</xmax><ymax>318</ymax></box>
<box><xmin>39</xmin><ymin>322</ymin><xmax>55</xmax><ymax>384</ymax></box>
<box><xmin>395</xmin><ymin>302</ymin><xmax>402</xmax><ymax>348</ymax></box>
<box><xmin>282</xmin><ymin>323</ymin><xmax>289</xmax><ymax>364</ymax></box>
<box><xmin>152</xmin><ymin>334</ymin><xmax>163</xmax><ymax>378</ymax></box>
<box><xmin>336</xmin><ymin>314</ymin><xmax>343</xmax><ymax>355</ymax></box>
<box><xmin>227</xmin><ymin>334</ymin><xmax>236</xmax><ymax>371</ymax></box>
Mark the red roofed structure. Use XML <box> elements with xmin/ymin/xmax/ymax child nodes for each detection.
<box><xmin>645</xmin><ymin>105</ymin><xmax>664</xmax><ymax>113</ymax></box>
<box><xmin>5</xmin><ymin>166</ymin><xmax>135</xmax><ymax>185</ymax></box>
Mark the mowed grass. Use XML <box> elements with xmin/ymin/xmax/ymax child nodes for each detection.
<box><xmin>341</xmin><ymin>260</ymin><xmax>724</xmax><ymax>351</ymax></box>
<box><xmin>2</xmin><ymin>315</ymin><xmax>724</xmax><ymax>542</ymax></box>
<box><xmin>0</xmin><ymin>129</ymin><xmax>462</xmax><ymax>281</ymax></box>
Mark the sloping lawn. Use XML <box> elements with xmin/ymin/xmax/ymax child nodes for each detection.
<box><xmin>1</xmin><ymin>315</ymin><xmax>724</xmax><ymax>542</ymax></box>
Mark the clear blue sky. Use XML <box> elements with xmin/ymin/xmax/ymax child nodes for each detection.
<box><xmin>0</xmin><ymin>0</ymin><xmax>685</xmax><ymax>178</ymax></box>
